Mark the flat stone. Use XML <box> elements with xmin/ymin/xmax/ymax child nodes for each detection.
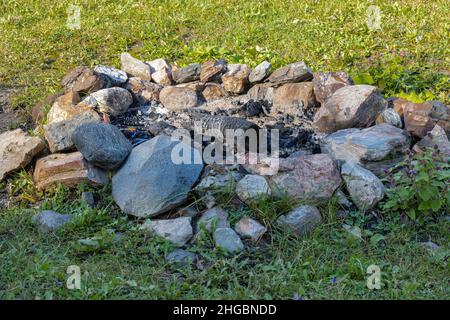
<box><xmin>312</xmin><ymin>71</ymin><xmax>353</xmax><ymax>105</ymax></box>
<box><xmin>79</xmin><ymin>87</ymin><xmax>133</xmax><ymax>116</ymax></box>
<box><xmin>269</xmin><ymin>154</ymin><xmax>341</xmax><ymax>203</ymax></box>
<box><xmin>112</xmin><ymin>135</ymin><xmax>204</xmax><ymax>218</ymax></box>
<box><xmin>320</xmin><ymin>123</ymin><xmax>411</xmax><ymax>176</ymax></box>
<box><xmin>247</xmin><ymin>83</ymin><xmax>275</xmax><ymax>104</ymax></box>
<box><xmin>277</xmin><ymin>205</ymin><xmax>322</xmax><ymax>235</ymax></box>
<box><xmin>235</xmin><ymin>174</ymin><xmax>271</xmax><ymax>203</ymax></box>
<box><xmin>200</xmin><ymin>59</ymin><xmax>227</xmax><ymax>83</ymax></box>
<box><xmin>172</xmin><ymin>63</ymin><xmax>201</xmax><ymax>84</ymax></box>
<box><xmin>221</xmin><ymin>64</ymin><xmax>251</xmax><ymax>94</ymax></box>
<box><xmin>272</xmin><ymin>82</ymin><xmax>317</xmax><ymax>116</ymax></box>
<box><xmin>33</xmin><ymin>152</ymin><xmax>109</xmax><ymax>190</ymax></box>
<box><xmin>376</xmin><ymin>108</ymin><xmax>403</xmax><ymax>128</ymax></box>
<box><xmin>419</xmin><ymin>241</ymin><xmax>440</xmax><ymax>252</ymax></box>
<box><xmin>197</xmin><ymin>207</ymin><xmax>230</xmax><ymax>233</ymax></box>
<box><xmin>313</xmin><ymin>85</ymin><xmax>387</xmax><ymax>133</ymax></box>
<box><xmin>403</xmin><ymin>100</ymin><xmax>449</xmax><ymax>138</ymax></box>
<box><xmin>159</xmin><ymin>86</ymin><xmax>198</xmax><ymax>111</ymax></box>
<box><xmin>413</xmin><ymin>124</ymin><xmax>450</xmax><ymax>157</ymax></box>
<box><xmin>93</xmin><ymin>65</ymin><xmax>128</xmax><ymax>86</ymax></box>
<box><xmin>0</xmin><ymin>129</ymin><xmax>46</xmax><ymax>181</ymax></box>
<box><xmin>141</xmin><ymin>217</ymin><xmax>193</xmax><ymax>247</ymax></box>
<box><xmin>125</xmin><ymin>77</ymin><xmax>162</xmax><ymax>104</ymax></box>
<box><xmin>120</xmin><ymin>53</ymin><xmax>152</xmax><ymax>80</ymax></box>
<box><xmin>72</xmin><ymin>123</ymin><xmax>132</xmax><ymax>170</ymax></box>
<box><xmin>147</xmin><ymin>58</ymin><xmax>172</xmax><ymax>85</ymax></box>
<box><xmin>249</xmin><ymin>61</ymin><xmax>272</xmax><ymax>83</ymax></box>
<box><xmin>61</xmin><ymin>66</ymin><xmax>106</xmax><ymax>94</ymax></box>
<box><xmin>202</xmin><ymin>83</ymin><xmax>228</xmax><ymax>101</ymax></box>
<box><xmin>165</xmin><ymin>249</ymin><xmax>198</xmax><ymax>267</ymax></box>
<box><xmin>341</xmin><ymin>161</ymin><xmax>385</xmax><ymax>212</ymax></box>
<box><xmin>234</xmin><ymin>218</ymin><xmax>267</xmax><ymax>242</ymax></box>
<box><xmin>44</xmin><ymin>112</ymin><xmax>101</xmax><ymax>153</ymax></box>
<box><xmin>213</xmin><ymin>228</ymin><xmax>244</xmax><ymax>254</ymax></box>
<box><xmin>268</xmin><ymin>61</ymin><xmax>313</xmax><ymax>86</ymax></box>
<box><xmin>32</xmin><ymin>210</ymin><xmax>73</xmax><ymax>233</ymax></box>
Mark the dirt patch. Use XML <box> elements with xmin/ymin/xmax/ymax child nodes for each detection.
<box><xmin>0</xmin><ymin>88</ymin><xmax>23</xmax><ymax>134</ymax></box>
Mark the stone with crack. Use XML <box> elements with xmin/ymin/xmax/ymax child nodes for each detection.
<box><xmin>0</xmin><ymin>129</ymin><xmax>46</xmax><ymax>181</ymax></box>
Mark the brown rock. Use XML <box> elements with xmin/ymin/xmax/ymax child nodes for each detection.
<box><xmin>272</xmin><ymin>82</ymin><xmax>317</xmax><ymax>116</ymax></box>
<box><xmin>200</xmin><ymin>59</ymin><xmax>227</xmax><ymax>83</ymax></box>
<box><xmin>125</xmin><ymin>77</ymin><xmax>162</xmax><ymax>104</ymax></box>
<box><xmin>159</xmin><ymin>86</ymin><xmax>198</xmax><ymax>111</ymax></box>
<box><xmin>413</xmin><ymin>125</ymin><xmax>450</xmax><ymax>157</ymax></box>
<box><xmin>268</xmin><ymin>154</ymin><xmax>342</xmax><ymax>203</ymax></box>
<box><xmin>312</xmin><ymin>71</ymin><xmax>353</xmax><ymax>105</ymax></box>
<box><xmin>46</xmin><ymin>91</ymin><xmax>98</xmax><ymax>124</ymax></box>
<box><xmin>268</xmin><ymin>61</ymin><xmax>313</xmax><ymax>86</ymax></box>
<box><xmin>390</xmin><ymin>97</ymin><xmax>410</xmax><ymax>118</ymax></box>
<box><xmin>61</xmin><ymin>66</ymin><xmax>106</xmax><ymax>94</ymax></box>
<box><xmin>120</xmin><ymin>53</ymin><xmax>152</xmax><ymax>80</ymax></box>
<box><xmin>202</xmin><ymin>83</ymin><xmax>228</xmax><ymax>102</ymax></box>
<box><xmin>0</xmin><ymin>129</ymin><xmax>46</xmax><ymax>181</ymax></box>
<box><xmin>176</xmin><ymin>81</ymin><xmax>205</xmax><ymax>92</ymax></box>
<box><xmin>313</xmin><ymin>85</ymin><xmax>387</xmax><ymax>133</ymax></box>
<box><xmin>403</xmin><ymin>100</ymin><xmax>449</xmax><ymax>138</ymax></box>
<box><xmin>221</xmin><ymin>64</ymin><xmax>251</xmax><ymax>94</ymax></box>
<box><xmin>33</xmin><ymin>152</ymin><xmax>109</xmax><ymax>190</ymax></box>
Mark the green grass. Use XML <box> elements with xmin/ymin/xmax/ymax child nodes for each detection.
<box><xmin>0</xmin><ymin>176</ymin><xmax>449</xmax><ymax>299</ymax></box>
<box><xmin>0</xmin><ymin>0</ymin><xmax>449</xmax><ymax>113</ymax></box>
<box><xmin>0</xmin><ymin>0</ymin><xmax>449</xmax><ymax>299</ymax></box>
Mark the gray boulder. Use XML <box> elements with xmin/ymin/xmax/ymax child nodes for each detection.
<box><xmin>213</xmin><ymin>228</ymin><xmax>244</xmax><ymax>254</ymax></box>
<box><xmin>172</xmin><ymin>63</ymin><xmax>201</xmax><ymax>83</ymax></box>
<box><xmin>79</xmin><ymin>87</ymin><xmax>133</xmax><ymax>116</ymax></box>
<box><xmin>44</xmin><ymin>112</ymin><xmax>101</xmax><ymax>153</ymax></box>
<box><xmin>321</xmin><ymin>123</ymin><xmax>411</xmax><ymax>176</ymax></box>
<box><xmin>32</xmin><ymin>210</ymin><xmax>73</xmax><ymax>233</ymax></box>
<box><xmin>197</xmin><ymin>207</ymin><xmax>230</xmax><ymax>233</ymax></box>
<box><xmin>235</xmin><ymin>174</ymin><xmax>271</xmax><ymax>204</ymax></box>
<box><xmin>341</xmin><ymin>162</ymin><xmax>385</xmax><ymax>212</ymax></box>
<box><xmin>112</xmin><ymin>135</ymin><xmax>203</xmax><ymax>217</ymax></box>
<box><xmin>268</xmin><ymin>61</ymin><xmax>313</xmax><ymax>85</ymax></box>
<box><xmin>249</xmin><ymin>61</ymin><xmax>272</xmax><ymax>83</ymax></box>
<box><xmin>72</xmin><ymin>123</ymin><xmax>132</xmax><ymax>170</ymax></box>
<box><xmin>276</xmin><ymin>205</ymin><xmax>322</xmax><ymax>235</ymax></box>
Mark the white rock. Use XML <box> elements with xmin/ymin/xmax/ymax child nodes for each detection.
<box><xmin>341</xmin><ymin>162</ymin><xmax>385</xmax><ymax>212</ymax></box>
<box><xmin>235</xmin><ymin>174</ymin><xmax>271</xmax><ymax>203</ymax></box>
<box><xmin>141</xmin><ymin>217</ymin><xmax>193</xmax><ymax>247</ymax></box>
<box><xmin>234</xmin><ymin>218</ymin><xmax>267</xmax><ymax>242</ymax></box>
